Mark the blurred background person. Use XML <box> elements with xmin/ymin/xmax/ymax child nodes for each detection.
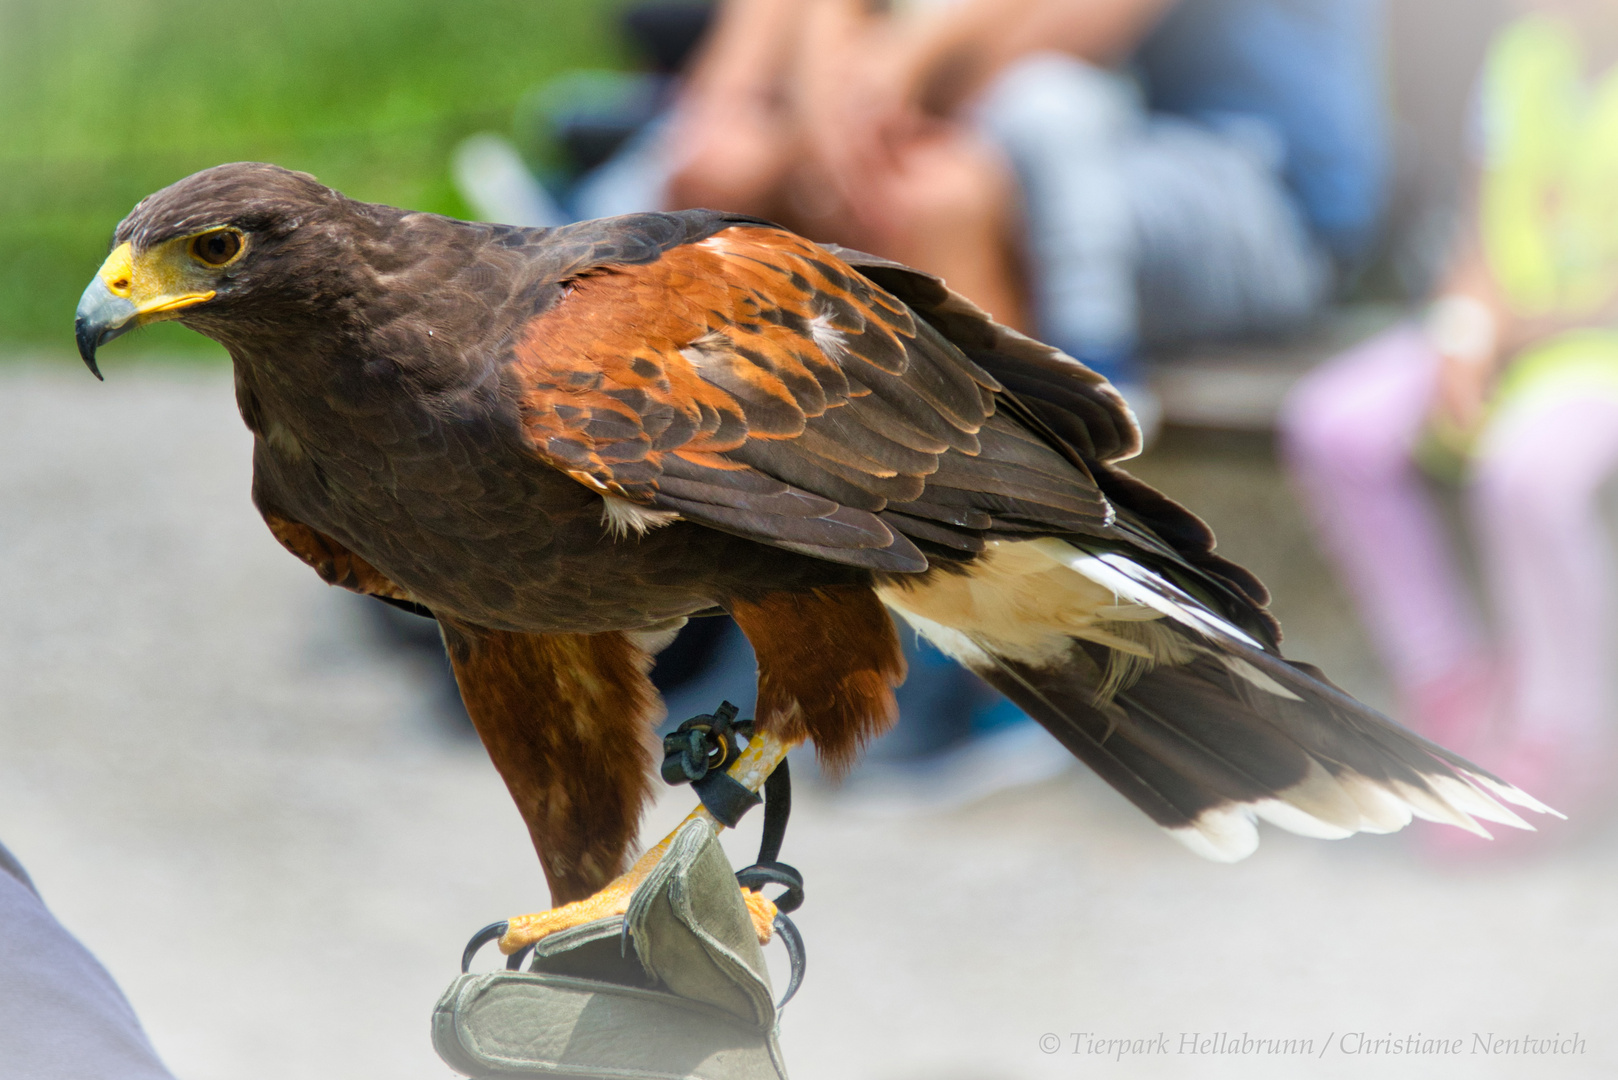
<box><xmin>1282</xmin><ymin>0</ymin><xmax>1618</xmax><ymax>845</ymax></box>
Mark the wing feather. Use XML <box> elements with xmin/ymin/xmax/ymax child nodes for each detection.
<box><xmin>507</xmin><ymin>217</ymin><xmax>1289</xmax><ymax>591</ymax></box>
<box><xmin>511</xmin><ymin>219</ymin><xmax>1120</xmax><ymax>570</ymax></box>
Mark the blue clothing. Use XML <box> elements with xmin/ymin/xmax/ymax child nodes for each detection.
<box><xmin>0</xmin><ymin>841</ymin><xmax>177</xmax><ymax>1079</ymax></box>
<box><xmin>980</xmin><ymin>53</ymin><xmax>1331</xmax><ymax>364</ymax></box>
<box><xmin>1137</xmin><ymin>0</ymin><xmax>1389</xmax><ymax>261</ymax></box>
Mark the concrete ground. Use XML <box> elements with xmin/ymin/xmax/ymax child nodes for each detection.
<box><xmin>0</xmin><ymin>360</ymin><xmax>1612</xmax><ymax>1079</ymax></box>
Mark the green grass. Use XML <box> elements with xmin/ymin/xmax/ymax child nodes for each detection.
<box><xmin>0</xmin><ymin>0</ymin><xmax>624</xmax><ymax>351</ymax></box>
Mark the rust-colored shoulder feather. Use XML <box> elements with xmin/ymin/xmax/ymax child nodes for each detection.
<box><xmin>510</xmin><ymin>224</ymin><xmax>1120</xmax><ymax>573</ymax></box>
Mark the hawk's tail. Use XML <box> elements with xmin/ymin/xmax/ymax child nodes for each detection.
<box><xmin>878</xmin><ymin>538</ymin><xmax>1554</xmax><ymax>861</ymax></box>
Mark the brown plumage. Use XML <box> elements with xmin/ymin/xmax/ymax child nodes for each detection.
<box><xmin>727</xmin><ymin>585</ymin><xmax>906</xmax><ymax>773</ymax></box>
<box><xmin>436</xmin><ymin>624</ymin><xmax>660</xmax><ymax>902</ymax></box>
<box><xmin>76</xmin><ymin>163</ymin><xmax>1551</xmax><ymax>909</ymax></box>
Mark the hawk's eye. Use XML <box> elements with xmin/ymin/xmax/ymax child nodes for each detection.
<box><xmin>190</xmin><ymin>230</ymin><xmax>242</xmax><ymax>267</ymax></box>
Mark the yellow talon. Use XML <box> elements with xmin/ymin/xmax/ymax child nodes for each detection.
<box><xmin>499</xmin><ymin>729</ymin><xmax>795</xmax><ymax>955</ymax></box>
<box><xmin>499</xmin><ymin>877</ymin><xmax>640</xmax><ymax>953</ymax></box>
<box><xmin>742</xmin><ymin>888</ymin><xmax>778</xmax><ymax>944</ymax></box>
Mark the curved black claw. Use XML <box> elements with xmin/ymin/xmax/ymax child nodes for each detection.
<box><xmin>462</xmin><ymin>920</ymin><xmax>509</xmax><ymax>973</ymax></box>
<box><xmin>462</xmin><ymin>920</ymin><xmax>537</xmax><ymax>972</ymax></box>
<box><xmin>771</xmin><ymin>913</ymin><xmax>807</xmax><ymax>1010</ymax></box>
<box><xmin>506</xmin><ymin>943</ymin><xmax>536</xmax><ymax>971</ymax></box>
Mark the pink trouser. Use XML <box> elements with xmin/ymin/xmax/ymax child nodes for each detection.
<box><xmin>1280</xmin><ymin>325</ymin><xmax>1618</xmax><ymax>745</ymax></box>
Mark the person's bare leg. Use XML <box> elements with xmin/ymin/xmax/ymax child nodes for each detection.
<box><xmin>822</xmin><ymin>128</ymin><xmax>1027</xmax><ymax>328</ymax></box>
<box><xmin>878</xmin><ymin>133</ymin><xmax>1028</xmax><ymax>328</ymax></box>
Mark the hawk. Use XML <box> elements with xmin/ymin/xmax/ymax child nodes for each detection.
<box><xmin>75</xmin><ymin>164</ymin><xmax>1549</xmax><ymax>952</ymax></box>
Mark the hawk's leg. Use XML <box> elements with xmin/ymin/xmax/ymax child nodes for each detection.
<box><xmin>479</xmin><ymin>583</ymin><xmax>901</xmax><ymax>955</ymax></box>
<box><xmin>497</xmin><ymin>728</ymin><xmax>796</xmax><ymax>954</ymax></box>
<box><xmin>439</xmin><ymin>622</ymin><xmax>664</xmax><ymax>906</ymax></box>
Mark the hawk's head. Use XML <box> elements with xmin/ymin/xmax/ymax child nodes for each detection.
<box><xmin>75</xmin><ymin>162</ymin><xmax>357</xmax><ymax>377</ymax></box>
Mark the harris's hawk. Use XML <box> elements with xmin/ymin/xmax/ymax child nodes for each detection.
<box><xmin>75</xmin><ymin>164</ymin><xmax>1551</xmax><ymax>951</ymax></box>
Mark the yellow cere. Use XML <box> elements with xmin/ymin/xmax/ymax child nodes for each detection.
<box><xmin>97</xmin><ymin>242</ymin><xmax>134</xmax><ymax>297</ymax></box>
<box><xmin>94</xmin><ymin>237</ymin><xmax>219</xmax><ymax>324</ymax></box>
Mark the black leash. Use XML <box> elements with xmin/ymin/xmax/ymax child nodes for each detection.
<box><xmin>660</xmin><ymin>701</ymin><xmax>807</xmax><ymax>1006</ymax></box>
<box><xmin>661</xmin><ymin>703</ymin><xmax>804</xmax><ymax>909</ymax></box>
<box><xmin>660</xmin><ymin>702</ymin><xmax>762</xmax><ymax>826</ymax></box>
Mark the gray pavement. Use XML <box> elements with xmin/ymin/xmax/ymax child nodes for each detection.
<box><xmin>0</xmin><ymin>360</ymin><xmax>1613</xmax><ymax>1079</ymax></box>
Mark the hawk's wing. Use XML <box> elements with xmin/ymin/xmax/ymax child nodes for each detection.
<box><xmin>512</xmin><ymin>217</ymin><xmax>1124</xmax><ymax>566</ymax></box>
<box><xmin>508</xmin><ymin>211</ymin><xmax>1273</xmax><ymax>642</ymax></box>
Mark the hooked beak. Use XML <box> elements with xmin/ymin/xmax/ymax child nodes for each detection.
<box><xmin>74</xmin><ymin>241</ymin><xmax>216</xmax><ymax>380</ymax></box>
<box><xmin>75</xmin><ymin>271</ymin><xmax>135</xmax><ymax>381</ymax></box>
